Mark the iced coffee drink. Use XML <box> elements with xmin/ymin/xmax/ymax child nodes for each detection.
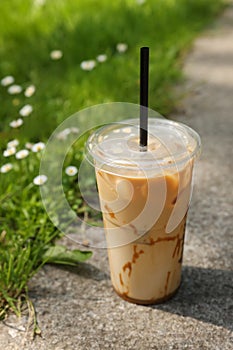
<box><xmin>86</xmin><ymin>118</ymin><xmax>201</xmax><ymax>304</ymax></box>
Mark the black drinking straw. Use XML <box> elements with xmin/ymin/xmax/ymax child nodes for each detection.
<box><xmin>140</xmin><ymin>46</ymin><xmax>149</xmax><ymax>150</ymax></box>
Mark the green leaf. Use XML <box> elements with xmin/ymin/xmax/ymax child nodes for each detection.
<box><xmin>42</xmin><ymin>245</ymin><xmax>92</xmax><ymax>266</ymax></box>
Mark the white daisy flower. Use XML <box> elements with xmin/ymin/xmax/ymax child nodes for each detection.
<box><xmin>70</xmin><ymin>127</ymin><xmax>79</xmax><ymax>134</ymax></box>
<box><xmin>33</xmin><ymin>174</ymin><xmax>48</xmax><ymax>186</ymax></box>
<box><xmin>15</xmin><ymin>149</ymin><xmax>29</xmax><ymax>160</ymax></box>
<box><xmin>116</xmin><ymin>43</ymin><xmax>128</xmax><ymax>53</ymax></box>
<box><xmin>25</xmin><ymin>142</ymin><xmax>34</xmax><ymax>149</ymax></box>
<box><xmin>24</xmin><ymin>85</ymin><xmax>36</xmax><ymax>97</ymax></box>
<box><xmin>96</xmin><ymin>54</ymin><xmax>107</xmax><ymax>63</ymax></box>
<box><xmin>7</xmin><ymin>139</ymin><xmax>19</xmax><ymax>148</ymax></box>
<box><xmin>3</xmin><ymin>147</ymin><xmax>16</xmax><ymax>157</ymax></box>
<box><xmin>34</xmin><ymin>0</ymin><xmax>46</xmax><ymax>6</ymax></box>
<box><xmin>65</xmin><ymin>166</ymin><xmax>78</xmax><ymax>176</ymax></box>
<box><xmin>1</xmin><ymin>76</ymin><xmax>15</xmax><ymax>86</ymax></box>
<box><xmin>7</xmin><ymin>85</ymin><xmax>22</xmax><ymax>95</ymax></box>
<box><xmin>80</xmin><ymin>60</ymin><xmax>96</xmax><ymax>71</ymax></box>
<box><xmin>56</xmin><ymin>128</ymin><xmax>71</xmax><ymax>140</ymax></box>
<box><xmin>9</xmin><ymin>118</ymin><xmax>23</xmax><ymax>128</ymax></box>
<box><xmin>0</xmin><ymin>163</ymin><xmax>13</xmax><ymax>173</ymax></box>
<box><xmin>31</xmin><ymin>142</ymin><xmax>45</xmax><ymax>152</ymax></box>
<box><xmin>19</xmin><ymin>104</ymin><xmax>33</xmax><ymax>117</ymax></box>
<box><xmin>136</xmin><ymin>0</ymin><xmax>146</xmax><ymax>4</ymax></box>
<box><xmin>50</xmin><ymin>50</ymin><xmax>63</xmax><ymax>60</ymax></box>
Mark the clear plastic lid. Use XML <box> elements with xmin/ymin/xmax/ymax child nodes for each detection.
<box><xmin>86</xmin><ymin>118</ymin><xmax>201</xmax><ymax>176</ymax></box>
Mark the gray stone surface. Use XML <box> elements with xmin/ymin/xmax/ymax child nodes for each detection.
<box><xmin>1</xmin><ymin>4</ymin><xmax>233</xmax><ymax>350</ymax></box>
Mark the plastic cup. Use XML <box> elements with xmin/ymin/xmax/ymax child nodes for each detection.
<box><xmin>85</xmin><ymin>118</ymin><xmax>201</xmax><ymax>304</ymax></box>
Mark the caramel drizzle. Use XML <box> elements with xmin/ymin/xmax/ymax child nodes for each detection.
<box><xmin>148</xmin><ymin>231</ymin><xmax>185</xmax><ymax>262</ymax></box>
<box><xmin>149</xmin><ymin>234</ymin><xmax>179</xmax><ymax>245</ymax></box>
<box><xmin>118</xmin><ymin>273</ymin><xmax>129</xmax><ymax>296</ymax></box>
<box><xmin>123</xmin><ymin>262</ymin><xmax>132</xmax><ymax>277</ymax></box>
<box><xmin>172</xmin><ymin>237</ymin><xmax>182</xmax><ymax>258</ymax></box>
<box><xmin>132</xmin><ymin>244</ymin><xmax>144</xmax><ymax>264</ymax></box>
<box><xmin>119</xmin><ymin>273</ymin><xmax>124</xmax><ymax>286</ymax></box>
<box><xmin>122</xmin><ymin>245</ymin><xmax>144</xmax><ymax>278</ymax></box>
<box><xmin>104</xmin><ymin>204</ymin><xmax>116</xmax><ymax>219</ymax></box>
<box><xmin>120</xmin><ymin>245</ymin><xmax>144</xmax><ymax>294</ymax></box>
<box><xmin>164</xmin><ymin>271</ymin><xmax>171</xmax><ymax>296</ymax></box>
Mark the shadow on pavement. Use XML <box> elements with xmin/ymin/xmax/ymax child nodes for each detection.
<box><xmin>50</xmin><ymin>261</ymin><xmax>109</xmax><ymax>281</ymax></box>
<box><xmin>153</xmin><ymin>266</ymin><xmax>233</xmax><ymax>330</ymax></box>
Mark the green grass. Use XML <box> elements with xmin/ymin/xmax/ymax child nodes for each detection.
<box><xmin>0</xmin><ymin>0</ymin><xmax>225</xmax><ymax>138</ymax></box>
<box><xmin>0</xmin><ymin>138</ymin><xmax>92</xmax><ymax>320</ymax></box>
<box><xmin>0</xmin><ymin>0</ymin><xmax>225</xmax><ymax>321</ymax></box>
